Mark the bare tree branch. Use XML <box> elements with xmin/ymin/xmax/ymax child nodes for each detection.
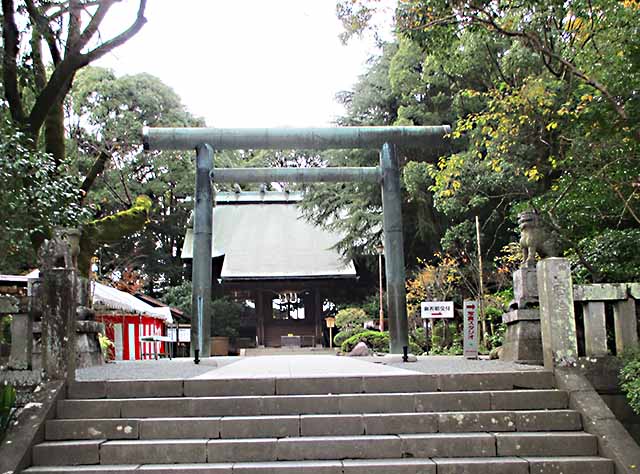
<box><xmin>25</xmin><ymin>0</ymin><xmax>62</xmax><ymax>65</ymax></box>
<box><xmin>82</xmin><ymin>0</ymin><xmax>147</xmax><ymax>62</ymax></box>
<box><xmin>26</xmin><ymin>0</ymin><xmax>147</xmax><ymax>137</ymax></box>
<box><xmin>74</xmin><ymin>0</ymin><xmax>117</xmax><ymax>52</ymax></box>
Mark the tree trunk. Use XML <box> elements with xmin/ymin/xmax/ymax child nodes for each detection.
<box><xmin>45</xmin><ymin>98</ymin><xmax>66</xmax><ymax>166</ymax></box>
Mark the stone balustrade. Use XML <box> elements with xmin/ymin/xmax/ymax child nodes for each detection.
<box><xmin>574</xmin><ymin>283</ymin><xmax>639</xmax><ymax>357</ymax></box>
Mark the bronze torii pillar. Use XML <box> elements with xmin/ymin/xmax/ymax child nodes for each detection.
<box><xmin>143</xmin><ymin>126</ymin><xmax>449</xmax><ymax>359</ymax></box>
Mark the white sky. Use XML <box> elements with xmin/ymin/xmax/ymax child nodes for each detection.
<box><xmin>95</xmin><ymin>1</ymin><xmax>395</xmax><ymax>128</ymax></box>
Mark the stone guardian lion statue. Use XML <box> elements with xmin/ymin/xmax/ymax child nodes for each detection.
<box><xmin>518</xmin><ymin>211</ymin><xmax>559</xmax><ymax>268</ymax></box>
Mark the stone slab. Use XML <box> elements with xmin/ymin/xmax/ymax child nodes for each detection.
<box><xmin>68</xmin><ymin>382</ymin><xmax>107</xmax><ymax>399</ymax></box>
<box><xmin>574</xmin><ymin>283</ymin><xmax>627</xmax><ymax>301</ymax></box>
<box><xmin>438</xmin><ymin>411</ymin><xmax>515</xmax><ymax>432</ymax></box>
<box><xmin>46</xmin><ymin>419</ymin><xmax>139</xmax><ymax>440</ymax></box>
<box><xmin>399</xmin><ymin>433</ymin><xmax>495</xmax><ymax>457</ymax></box>
<box><xmin>220</xmin><ymin>415</ymin><xmax>298</xmax><ymax>438</ymax></box>
<box><xmin>437</xmin><ymin>373</ymin><xmax>513</xmax><ymax>391</ymax></box>
<box><xmin>511</xmin><ymin>371</ymin><xmax>554</xmax><ymax>389</ymax></box>
<box><xmin>139</xmin><ymin>417</ymin><xmax>220</xmax><ymax>439</ymax></box>
<box><xmin>490</xmin><ymin>390</ymin><xmax>568</xmax><ymax>410</ymax></box>
<box><xmin>261</xmin><ymin>395</ymin><xmax>334</xmax><ymax>415</ymax></box>
<box><xmin>184</xmin><ymin>378</ymin><xmax>275</xmax><ymax>397</ymax></box>
<box><xmin>342</xmin><ymin>458</ymin><xmax>436</xmax><ymax>474</ymax></box>
<box><xmin>364</xmin><ymin>413</ymin><xmax>437</xmax><ymax>435</ymax></box>
<box><xmin>276</xmin><ymin>376</ymin><xmax>363</xmax><ymax>395</ymax></box>
<box><xmin>414</xmin><ymin>392</ymin><xmax>491</xmax><ymax>412</ymax></box>
<box><xmin>137</xmin><ymin>464</ymin><xmax>233</xmax><ymax>473</ymax></box>
<box><xmin>191</xmin><ymin>396</ymin><xmax>264</xmax><ymax>417</ymax></box>
<box><xmin>8</xmin><ymin>312</ymin><xmax>33</xmax><ymax>369</ymax></box>
<box><xmin>300</xmin><ymin>414</ymin><xmax>364</xmax><ymax>436</ymax></box>
<box><xmin>120</xmin><ymin>398</ymin><xmax>189</xmax><ymax>418</ymax></box>
<box><xmin>100</xmin><ymin>440</ymin><xmax>208</xmax><ymax>464</ymax></box>
<box><xmin>275</xmin><ymin>435</ymin><xmax>402</xmax><ymax>460</ymax></box>
<box><xmin>583</xmin><ymin>301</ymin><xmax>608</xmax><ymax>357</ymax></box>
<box><xmin>106</xmin><ymin>380</ymin><xmax>184</xmax><ymax>398</ymax></box>
<box><xmin>207</xmin><ymin>438</ymin><xmax>277</xmax><ymax>462</ymax></box>
<box><xmin>513</xmin><ymin>267</ymin><xmax>539</xmax><ymax>307</ymax></box>
<box><xmin>524</xmin><ymin>456</ymin><xmax>614</xmax><ymax>474</ymax></box>
<box><xmin>57</xmin><ymin>400</ymin><xmax>121</xmax><ymax>419</ymax></box>
<box><xmin>495</xmin><ymin>432</ymin><xmax>597</xmax><ymax>456</ymax></box>
<box><xmin>362</xmin><ymin>374</ymin><xmax>438</xmax><ymax>393</ymax></box>
<box><xmin>23</xmin><ymin>467</ymin><xmax>139</xmax><ymax>474</ymax></box>
<box><xmin>232</xmin><ymin>460</ymin><xmax>343</xmax><ymax>474</ymax></box>
<box><xmin>433</xmin><ymin>457</ymin><xmax>528</xmax><ymax>474</ymax></box>
<box><xmin>502</xmin><ymin>309</ymin><xmax>540</xmax><ymax>324</ymax></box>
<box><xmin>339</xmin><ymin>393</ymin><xmax>415</xmax><ymax>414</ymax></box>
<box><xmin>32</xmin><ymin>440</ymin><xmax>104</xmax><ymax>466</ymax></box>
<box><xmin>514</xmin><ymin>410</ymin><xmax>581</xmax><ymax>431</ymax></box>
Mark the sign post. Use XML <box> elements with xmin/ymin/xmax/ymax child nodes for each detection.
<box><xmin>463</xmin><ymin>300</ymin><xmax>479</xmax><ymax>359</ymax></box>
<box><xmin>326</xmin><ymin>317</ymin><xmax>336</xmax><ymax>348</ymax></box>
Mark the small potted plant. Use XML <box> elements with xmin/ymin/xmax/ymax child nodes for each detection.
<box><xmin>210</xmin><ymin>297</ymin><xmax>241</xmax><ymax>356</ymax></box>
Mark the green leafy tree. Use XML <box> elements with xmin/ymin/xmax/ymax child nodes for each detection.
<box><xmin>0</xmin><ymin>0</ymin><xmax>149</xmax><ymax>268</ymax></box>
<box><xmin>68</xmin><ymin>67</ymin><xmax>205</xmax><ymax>290</ymax></box>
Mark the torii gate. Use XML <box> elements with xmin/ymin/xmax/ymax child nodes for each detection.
<box><xmin>143</xmin><ymin>126</ymin><xmax>449</xmax><ymax>360</ymax></box>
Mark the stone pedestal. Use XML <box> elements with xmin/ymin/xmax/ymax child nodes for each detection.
<box><xmin>41</xmin><ymin>268</ymin><xmax>77</xmax><ymax>381</ymax></box>
<box><xmin>501</xmin><ymin>309</ymin><xmax>543</xmax><ymax>365</ymax></box>
<box><xmin>76</xmin><ymin>320</ymin><xmax>104</xmax><ymax>368</ymax></box>
<box><xmin>512</xmin><ymin>268</ymin><xmax>538</xmax><ymax>309</ymax></box>
<box><xmin>537</xmin><ymin>258</ymin><xmax>578</xmax><ymax>370</ymax></box>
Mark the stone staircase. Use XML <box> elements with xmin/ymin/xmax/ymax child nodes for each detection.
<box><xmin>23</xmin><ymin>371</ymin><xmax>613</xmax><ymax>473</ymax></box>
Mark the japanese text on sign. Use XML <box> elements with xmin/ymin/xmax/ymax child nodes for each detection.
<box><xmin>421</xmin><ymin>301</ymin><xmax>454</xmax><ymax>319</ymax></box>
<box><xmin>463</xmin><ymin>300</ymin><xmax>479</xmax><ymax>359</ymax></box>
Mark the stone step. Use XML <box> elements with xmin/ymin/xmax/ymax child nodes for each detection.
<box><xmin>45</xmin><ymin>409</ymin><xmax>582</xmax><ymax>440</ymax></box>
<box><xmin>56</xmin><ymin>389</ymin><xmax>568</xmax><ymax>419</ymax></box>
<box><xmin>32</xmin><ymin>432</ymin><xmax>598</xmax><ymax>465</ymax></box>
<box><xmin>22</xmin><ymin>456</ymin><xmax>616</xmax><ymax>474</ymax></box>
<box><xmin>67</xmin><ymin>371</ymin><xmax>555</xmax><ymax>399</ymax></box>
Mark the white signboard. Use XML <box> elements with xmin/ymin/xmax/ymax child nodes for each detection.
<box><xmin>168</xmin><ymin>327</ymin><xmax>191</xmax><ymax>343</ymax></box>
<box><xmin>421</xmin><ymin>301</ymin><xmax>454</xmax><ymax>319</ymax></box>
<box><xmin>463</xmin><ymin>300</ymin><xmax>479</xmax><ymax>359</ymax></box>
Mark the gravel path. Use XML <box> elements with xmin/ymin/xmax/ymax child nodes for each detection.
<box><xmin>75</xmin><ymin>354</ymin><xmax>545</xmax><ymax>381</ymax></box>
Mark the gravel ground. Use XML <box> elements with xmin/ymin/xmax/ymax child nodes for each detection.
<box><xmin>380</xmin><ymin>355</ymin><xmax>546</xmax><ymax>374</ymax></box>
<box><xmin>75</xmin><ymin>353</ymin><xmax>546</xmax><ymax>381</ymax></box>
<box><xmin>75</xmin><ymin>357</ymin><xmax>234</xmax><ymax>381</ymax></box>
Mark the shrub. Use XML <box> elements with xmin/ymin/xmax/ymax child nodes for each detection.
<box><xmin>335</xmin><ymin>307</ymin><xmax>370</xmax><ymax>331</ymax></box>
<box><xmin>334</xmin><ymin>327</ymin><xmax>368</xmax><ymax>348</ymax></box>
<box><xmin>341</xmin><ymin>330</ymin><xmax>389</xmax><ymax>353</ymax></box>
<box><xmin>620</xmin><ymin>351</ymin><xmax>640</xmax><ymax>414</ymax></box>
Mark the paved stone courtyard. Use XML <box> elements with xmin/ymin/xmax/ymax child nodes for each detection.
<box><xmin>75</xmin><ymin>354</ymin><xmax>545</xmax><ymax>381</ymax></box>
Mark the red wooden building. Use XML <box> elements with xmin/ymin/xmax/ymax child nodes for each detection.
<box><xmin>92</xmin><ymin>281</ymin><xmax>173</xmax><ymax>361</ymax></box>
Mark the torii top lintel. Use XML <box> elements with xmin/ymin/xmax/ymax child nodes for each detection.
<box><xmin>142</xmin><ymin>126</ymin><xmax>451</xmax><ymax>151</ymax></box>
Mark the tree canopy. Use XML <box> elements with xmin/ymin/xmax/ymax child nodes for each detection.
<box><xmin>323</xmin><ymin>0</ymin><xmax>640</xmax><ymax>285</ymax></box>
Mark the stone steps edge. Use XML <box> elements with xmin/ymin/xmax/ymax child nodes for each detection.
<box><xmin>55</xmin><ymin>389</ymin><xmax>569</xmax><ymax>419</ymax></box>
<box><xmin>67</xmin><ymin>371</ymin><xmax>554</xmax><ymax>399</ymax></box>
<box><xmin>30</xmin><ymin>433</ymin><xmax>601</xmax><ymax>466</ymax></box>
<box><xmin>44</xmin><ymin>409</ymin><xmax>583</xmax><ymax>441</ymax></box>
<box><xmin>22</xmin><ymin>456</ymin><xmax>614</xmax><ymax>474</ymax></box>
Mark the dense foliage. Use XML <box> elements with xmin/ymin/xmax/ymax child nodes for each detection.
<box><xmin>328</xmin><ymin>0</ymin><xmax>640</xmax><ymax>286</ymax></box>
<box><xmin>620</xmin><ymin>351</ymin><xmax>640</xmax><ymax>415</ymax></box>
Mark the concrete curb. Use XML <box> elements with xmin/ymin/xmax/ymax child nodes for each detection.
<box><xmin>555</xmin><ymin>368</ymin><xmax>640</xmax><ymax>474</ymax></box>
<box><xmin>0</xmin><ymin>379</ymin><xmax>66</xmax><ymax>474</ymax></box>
